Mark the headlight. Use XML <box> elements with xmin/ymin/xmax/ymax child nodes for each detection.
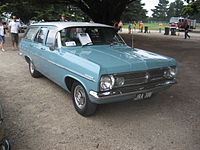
<box><xmin>164</xmin><ymin>66</ymin><xmax>177</xmax><ymax>79</ymax></box>
<box><xmin>115</xmin><ymin>77</ymin><xmax>125</xmax><ymax>86</ymax></box>
<box><xmin>100</xmin><ymin>75</ymin><xmax>115</xmax><ymax>91</ymax></box>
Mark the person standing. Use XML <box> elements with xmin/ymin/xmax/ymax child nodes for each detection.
<box><xmin>113</xmin><ymin>22</ymin><xmax>119</xmax><ymax>31</ymax></box>
<box><xmin>60</xmin><ymin>15</ymin><xmax>67</xmax><ymax>22</ymax></box>
<box><xmin>0</xmin><ymin>19</ymin><xmax>5</xmax><ymax>52</ymax></box>
<box><xmin>139</xmin><ymin>21</ymin><xmax>144</xmax><ymax>33</ymax></box>
<box><xmin>118</xmin><ymin>21</ymin><xmax>123</xmax><ymax>32</ymax></box>
<box><xmin>133</xmin><ymin>21</ymin><xmax>137</xmax><ymax>31</ymax></box>
<box><xmin>8</xmin><ymin>16</ymin><xmax>21</xmax><ymax>50</ymax></box>
<box><xmin>128</xmin><ymin>23</ymin><xmax>132</xmax><ymax>34</ymax></box>
<box><xmin>184</xmin><ymin>20</ymin><xmax>190</xmax><ymax>39</ymax></box>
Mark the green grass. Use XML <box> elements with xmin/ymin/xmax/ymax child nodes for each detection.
<box><xmin>123</xmin><ymin>23</ymin><xmax>169</xmax><ymax>30</ymax></box>
<box><xmin>196</xmin><ymin>23</ymin><xmax>200</xmax><ymax>29</ymax></box>
<box><xmin>124</xmin><ymin>22</ymin><xmax>200</xmax><ymax>30</ymax></box>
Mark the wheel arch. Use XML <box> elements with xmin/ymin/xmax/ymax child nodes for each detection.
<box><xmin>64</xmin><ymin>75</ymin><xmax>88</xmax><ymax>93</ymax></box>
<box><xmin>24</xmin><ymin>55</ymin><xmax>32</xmax><ymax>63</ymax></box>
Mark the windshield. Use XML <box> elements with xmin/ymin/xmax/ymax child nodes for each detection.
<box><xmin>60</xmin><ymin>27</ymin><xmax>125</xmax><ymax>47</ymax></box>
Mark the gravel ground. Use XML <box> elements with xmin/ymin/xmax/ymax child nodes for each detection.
<box><xmin>0</xmin><ymin>33</ymin><xmax>200</xmax><ymax>150</ymax></box>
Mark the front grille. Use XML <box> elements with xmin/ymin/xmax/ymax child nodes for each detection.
<box><xmin>114</xmin><ymin>67</ymin><xmax>169</xmax><ymax>88</ymax></box>
<box><xmin>116</xmin><ymin>79</ymin><xmax>168</xmax><ymax>93</ymax></box>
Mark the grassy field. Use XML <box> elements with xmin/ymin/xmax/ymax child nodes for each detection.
<box><xmin>124</xmin><ymin>22</ymin><xmax>200</xmax><ymax>30</ymax></box>
<box><xmin>196</xmin><ymin>23</ymin><xmax>200</xmax><ymax>29</ymax></box>
<box><xmin>124</xmin><ymin>23</ymin><xmax>169</xmax><ymax>30</ymax></box>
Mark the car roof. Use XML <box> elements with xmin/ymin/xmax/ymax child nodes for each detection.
<box><xmin>31</xmin><ymin>22</ymin><xmax>112</xmax><ymax>30</ymax></box>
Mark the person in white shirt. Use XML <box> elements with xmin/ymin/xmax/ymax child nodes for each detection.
<box><xmin>0</xmin><ymin>19</ymin><xmax>5</xmax><ymax>52</ymax></box>
<box><xmin>8</xmin><ymin>16</ymin><xmax>21</xmax><ymax>50</ymax></box>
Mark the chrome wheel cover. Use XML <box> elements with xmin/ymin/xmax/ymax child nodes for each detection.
<box><xmin>74</xmin><ymin>85</ymin><xmax>86</xmax><ymax>110</ymax></box>
<box><xmin>30</xmin><ymin>62</ymin><xmax>34</xmax><ymax>74</ymax></box>
<box><xmin>1</xmin><ymin>139</ymin><xmax>10</xmax><ymax>150</ymax></box>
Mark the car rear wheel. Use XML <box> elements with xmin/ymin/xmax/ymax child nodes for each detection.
<box><xmin>29</xmin><ymin>61</ymin><xmax>42</xmax><ymax>78</ymax></box>
<box><xmin>72</xmin><ymin>82</ymin><xmax>97</xmax><ymax>116</ymax></box>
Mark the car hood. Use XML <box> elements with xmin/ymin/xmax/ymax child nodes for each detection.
<box><xmin>64</xmin><ymin>45</ymin><xmax>176</xmax><ymax>74</ymax></box>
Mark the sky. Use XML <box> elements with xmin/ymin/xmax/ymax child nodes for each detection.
<box><xmin>141</xmin><ymin>0</ymin><xmax>186</xmax><ymax>17</ymax></box>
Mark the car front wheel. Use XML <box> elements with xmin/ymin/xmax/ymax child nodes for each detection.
<box><xmin>72</xmin><ymin>82</ymin><xmax>97</xmax><ymax>116</ymax></box>
<box><xmin>1</xmin><ymin>139</ymin><xmax>11</xmax><ymax>150</ymax></box>
<box><xmin>29</xmin><ymin>61</ymin><xmax>42</xmax><ymax>78</ymax></box>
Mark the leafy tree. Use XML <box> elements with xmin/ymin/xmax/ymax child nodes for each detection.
<box><xmin>67</xmin><ymin>0</ymin><xmax>136</xmax><ymax>25</ymax></box>
<box><xmin>184</xmin><ymin>0</ymin><xmax>196</xmax><ymax>3</ymax></box>
<box><xmin>0</xmin><ymin>0</ymin><xmax>36</xmax><ymax>23</ymax></box>
<box><xmin>167</xmin><ymin>0</ymin><xmax>185</xmax><ymax>18</ymax></box>
<box><xmin>0</xmin><ymin>0</ymin><xmax>88</xmax><ymax>23</ymax></box>
<box><xmin>182</xmin><ymin>0</ymin><xmax>200</xmax><ymax>19</ymax></box>
<box><xmin>151</xmin><ymin>0</ymin><xmax>169</xmax><ymax>21</ymax></box>
<box><xmin>121</xmin><ymin>0</ymin><xmax>147</xmax><ymax>22</ymax></box>
<box><xmin>0</xmin><ymin>0</ymin><xmax>136</xmax><ymax>25</ymax></box>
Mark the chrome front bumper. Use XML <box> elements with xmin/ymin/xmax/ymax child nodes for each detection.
<box><xmin>89</xmin><ymin>80</ymin><xmax>177</xmax><ymax>100</ymax></box>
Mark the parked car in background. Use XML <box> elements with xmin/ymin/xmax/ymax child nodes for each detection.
<box><xmin>19</xmin><ymin>22</ymin><xmax>178</xmax><ymax>116</ymax></box>
<box><xmin>0</xmin><ymin>105</ymin><xmax>11</xmax><ymax>150</ymax></box>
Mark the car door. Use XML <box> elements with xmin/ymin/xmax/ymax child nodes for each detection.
<box><xmin>32</xmin><ymin>27</ymin><xmax>48</xmax><ymax>74</ymax></box>
<box><xmin>20</xmin><ymin>26</ymin><xmax>40</xmax><ymax>61</ymax></box>
<box><xmin>40</xmin><ymin>28</ymin><xmax>66</xmax><ymax>87</ymax></box>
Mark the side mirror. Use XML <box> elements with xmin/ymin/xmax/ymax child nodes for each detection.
<box><xmin>49</xmin><ymin>46</ymin><xmax>55</xmax><ymax>51</ymax></box>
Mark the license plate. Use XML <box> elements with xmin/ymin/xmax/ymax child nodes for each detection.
<box><xmin>134</xmin><ymin>92</ymin><xmax>152</xmax><ymax>100</ymax></box>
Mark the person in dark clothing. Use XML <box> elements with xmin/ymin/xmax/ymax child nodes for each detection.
<box><xmin>184</xmin><ymin>20</ymin><xmax>190</xmax><ymax>39</ymax></box>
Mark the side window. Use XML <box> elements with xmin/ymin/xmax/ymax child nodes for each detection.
<box><xmin>60</xmin><ymin>28</ymin><xmax>81</xmax><ymax>46</ymax></box>
<box><xmin>24</xmin><ymin>27</ymin><xmax>38</xmax><ymax>40</ymax></box>
<box><xmin>46</xmin><ymin>30</ymin><xmax>57</xmax><ymax>47</ymax></box>
<box><xmin>34</xmin><ymin>27</ymin><xmax>48</xmax><ymax>44</ymax></box>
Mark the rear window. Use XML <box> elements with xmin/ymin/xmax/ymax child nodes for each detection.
<box><xmin>34</xmin><ymin>27</ymin><xmax>48</xmax><ymax>44</ymax></box>
<box><xmin>24</xmin><ymin>27</ymin><xmax>39</xmax><ymax>40</ymax></box>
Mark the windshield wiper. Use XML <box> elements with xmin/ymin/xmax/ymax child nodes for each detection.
<box><xmin>109</xmin><ymin>41</ymin><xmax>125</xmax><ymax>46</ymax></box>
<box><xmin>82</xmin><ymin>42</ymin><xmax>93</xmax><ymax>47</ymax></box>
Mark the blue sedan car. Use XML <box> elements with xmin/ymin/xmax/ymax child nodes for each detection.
<box><xmin>20</xmin><ymin>22</ymin><xmax>178</xmax><ymax>116</ymax></box>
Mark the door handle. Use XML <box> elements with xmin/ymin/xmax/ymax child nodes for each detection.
<box><xmin>40</xmin><ymin>48</ymin><xmax>45</xmax><ymax>50</ymax></box>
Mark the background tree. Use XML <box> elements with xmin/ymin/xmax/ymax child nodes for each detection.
<box><xmin>167</xmin><ymin>0</ymin><xmax>185</xmax><ymax>19</ymax></box>
<box><xmin>151</xmin><ymin>0</ymin><xmax>169</xmax><ymax>21</ymax></box>
<box><xmin>121</xmin><ymin>0</ymin><xmax>147</xmax><ymax>22</ymax></box>
<box><xmin>182</xmin><ymin>0</ymin><xmax>200</xmax><ymax>20</ymax></box>
<box><xmin>0</xmin><ymin>0</ymin><xmax>137</xmax><ymax>25</ymax></box>
<box><xmin>184</xmin><ymin>0</ymin><xmax>196</xmax><ymax>2</ymax></box>
<box><xmin>0</xmin><ymin>0</ymin><xmax>37</xmax><ymax>23</ymax></box>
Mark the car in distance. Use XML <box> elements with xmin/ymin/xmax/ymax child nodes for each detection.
<box><xmin>0</xmin><ymin>105</ymin><xmax>11</xmax><ymax>150</ymax></box>
<box><xmin>19</xmin><ymin>22</ymin><xmax>178</xmax><ymax>116</ymax></box>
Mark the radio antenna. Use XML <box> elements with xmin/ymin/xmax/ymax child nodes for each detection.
<box><xmin>131</xmin><ymin>27</ymin><xmax>134</xmax><ymax>48</ymax></box>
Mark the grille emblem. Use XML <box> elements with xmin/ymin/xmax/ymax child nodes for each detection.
<box><xmin>145</xmin><ymin>72</ymin><xmax>150</xmax><ymax>82</ymax></box>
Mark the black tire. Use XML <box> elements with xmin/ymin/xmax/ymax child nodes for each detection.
<box><xmin>2</xmin><ymin>139</ymin><xmax>11</xmax><ymax>150</ymax></box>
<box><xmin>72</xmin><ymin>81</ymin><xmax>97</xmax><ymax>116</ymax></box>
<box><xmin>29</xmin><ymin>61</ymin><xmax>42</xmax><ymax>78</ymax></box>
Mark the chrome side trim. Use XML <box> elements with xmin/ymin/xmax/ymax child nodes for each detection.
<box><xmin>89</xmin><ymin>80</ymin><xmax>177</xmax><ymax>100</ymax></box>
<box><xmin>24</xmin><ymin>51</ymin><xmax>96</xmax><ymax>82</ymax></box>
